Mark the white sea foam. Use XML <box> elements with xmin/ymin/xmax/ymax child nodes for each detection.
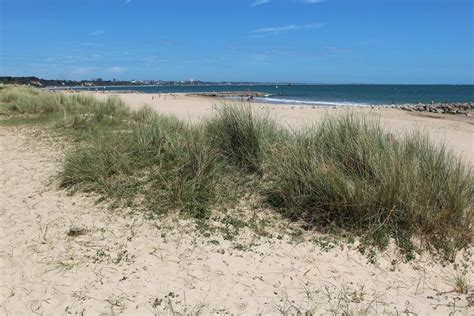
<box><xmin>255</xmin><ymin>97</ymin><xmax>371</xmax><ymax>107</ymax></box>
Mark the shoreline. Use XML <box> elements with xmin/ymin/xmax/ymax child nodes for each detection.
<box><xmin>48</xmin><ymin>86</ymin><xmax>474</xmax><ymax>108</ymax></box>
<box><xmin>77</xmin><ymin>90</ymin><xmax>473</xmax><ymax>110</ymax></box>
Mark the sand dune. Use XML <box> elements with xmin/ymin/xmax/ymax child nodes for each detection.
<box><xmin>1</xmin><ymin>120</ymin><xmax>472</xmax><ymax>314</ymax></box>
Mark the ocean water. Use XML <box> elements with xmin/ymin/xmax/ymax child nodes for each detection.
<box><xmin>75</xmin><ymin>84</ymin><xmax>474</xmax><ymax>106</ymax></box>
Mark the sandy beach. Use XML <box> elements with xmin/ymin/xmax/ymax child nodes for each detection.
<box><xmin>91</xmin><ymin>92</ymin><xmax>474</xmax><ymax>165</ymax></box>
<box><xmin>2</xmin><ymin>0</ymin><xmax>472</xmax><ymax>313</ymax></box>
<box><xmin>1</xmin><ymin>91</ymin><xmax>472</xmax><ymax>315</ymax></box>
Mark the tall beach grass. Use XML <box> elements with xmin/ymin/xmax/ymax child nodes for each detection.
<box><xmin>267</xmin><ymin>116</ymin><xmax>473</xmax><ymax>256</ymax></box>
<box><xmin>205</xmin><ymin>104</ymin><xmax>280</xmax><ymax>173</ymax></box>
<box><xmin>1</xmin><ymin>85</ymin><xmax>472</xmax><ymax>258</ymax></box>
<box><xmin>0</xmin><ymin>85</ymin><xmax>129</xmax><ymax>130</ymax></box>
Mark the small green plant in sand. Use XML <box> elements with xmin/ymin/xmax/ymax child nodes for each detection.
<box><xmin>453</xmin><ymin>273</ymin><xmax>471</xmax><ymax>294</ymax></box>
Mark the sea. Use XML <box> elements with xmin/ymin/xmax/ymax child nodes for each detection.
<box><xmin>73</xmin><ymin>84</ymin><xmax>474</xmax><ymax>107</ymax></box>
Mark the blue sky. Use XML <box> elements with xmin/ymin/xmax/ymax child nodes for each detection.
<box><xmin>1</xmin><ymin>0</ymin><xmax>473</xmax><ymax>83</ymax></box>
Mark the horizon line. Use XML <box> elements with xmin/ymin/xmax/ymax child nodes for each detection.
<box><xmin>1</xmin><ymin>76</ymin><xmax>473</xmax><ymax>86</ymax></box>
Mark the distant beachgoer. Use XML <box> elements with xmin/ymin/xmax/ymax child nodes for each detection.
<box><xmin>152</xmin><ymin>96</ymin><xmax>155</xmax><ymax>101</ymax></box>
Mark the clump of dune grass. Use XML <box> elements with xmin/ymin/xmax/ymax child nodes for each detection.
<box><xmin>267</xmin><ymin>115</ymin><xmax>473</xmax><ymax>258</ymax></box>
<box><xmin>205</xmin><ymin>104</ymin><xmax>279</xmax><ymax>173</ymax></box>
<box><xmin>0</xmin><ymin>85</ymin><xmax>70</xmax><ymax>115</ymax></box>
<box><xmin>0</xmin><ymin>85</ymin><xmax>129</xmax><ymax>131</ymax></box>
<box><xmin>0</xmin><ymin>85</ymin><xmax>57</xmax><ymax>116</ymax></box>
<box><xmin>61</xmin><ymin>95</ymin><xmax>130</xmax><ymax>131</ymax></box>
<box><xmin>146</xmin><ymin>127</ymin><xmax>227</xmax><ymax>218</ymax></box>
<box><xmin>59</xmin><ymin>112</ymin><xmax>230</xmax><ymax>218</ymax></box>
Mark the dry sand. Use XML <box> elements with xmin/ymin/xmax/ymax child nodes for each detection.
<box><xmin>1</xmin><ymin>93</ymin><xmax>473</xmax><ymax>315</ymax></box>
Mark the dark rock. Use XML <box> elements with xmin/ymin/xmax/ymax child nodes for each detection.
<box><xmin>189</xmin><ymin>91</ymin><xmax>267</xmax><ymax>98</ymax></box>
<box><xmin>395</xmin><ymin>102</ymin><xmax>473</xmax><ymax>116</ymax></box>
<box><xmin>67</xmin><ymin>226</ymin><xmax>88</xmax><ymax>237</ymax></box>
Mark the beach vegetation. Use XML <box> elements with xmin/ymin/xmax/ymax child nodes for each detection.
<box><xmin>1</xmin><ymin>85</ymin><xmax>472</xmax><ymax>259</ymax></box>
<box><xmin>453</xmin><ymin>273</ymin><xmax>471</xmax><ymax>294</ymax></box>
<box><xmin>267</xmin><ymin>116</ymin><xmax>473</xmax><ymax>258</ymax></box>
<box><xmin>59</xmin><ymin>112</ymin><xmax>235</xmax><ymax>219</ymax></box>
<box><xmin>205</xmin><ymin>103</ymin><xmax>280</xmax><ymax>173</ymax></box>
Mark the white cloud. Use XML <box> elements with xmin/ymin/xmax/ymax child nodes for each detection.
<box><xmin>251</xmin><ymin>23</ymin><xmax>323</xmax><ymax>35</ymax></box>
<box><xmin>251</xmin><ymin>0</ymin><xmax>270</xmax><ymax>6</ymax></box>
<box><xmin>252</xmin><ymin>25</ymin><xmax>298</xmax><ymax>33</ymax></box>
<box><xmin>303</xmin><ymin>0</ymin><xmax>326</xmax><ymax>3</ymax></box>
<box><xmin>122</xmin><ymin>0</ymin><xmax>132</xmax><ymax>6</ymax></box>
<box><xmin>106</xmin><ymin>66</ymin><xmax>127</xmax><ymax>74</ymax></box>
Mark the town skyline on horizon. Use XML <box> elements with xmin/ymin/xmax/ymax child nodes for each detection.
<box><xmin>4</xmin><ymin>75</ymin><xmax>474</xmax><ymax>87</ymax></box>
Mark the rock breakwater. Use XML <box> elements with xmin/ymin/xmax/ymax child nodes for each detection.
<box><xmin>188</xmin><ymin>91</ymin><xmax>268</xmax><ymax>98</ymax></box>
<box><xmin>398</xmin><ymin>102</ymin><xmax>473</xmax><ymax>116</ymax></box>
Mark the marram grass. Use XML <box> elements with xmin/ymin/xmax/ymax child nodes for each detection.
<box><xmin>1</xmin><ymin>85</ymin><xmax>472</xmax><ymax>258</ymax></box>
<box><xmin>205</xmin><ymin>104</ymin><xmax>280</xmax><ymax>173</ymax></box>
<box><xmin>267</xmin><ymin>116</ymin><xmax>473</xmax><ymax>257</ymax></box>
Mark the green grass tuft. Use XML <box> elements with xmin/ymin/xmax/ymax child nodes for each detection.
<box><xmin>267</xmin><ymin>115</ymin><xmax>473</xmax><ymax>258</ymax></box>
<box><xmin>205</xmin><ymin>104</ymin><xmax>278</xmax><ymax>173</ymax></box>
<box><xmin>0</xmin><ymin>85</ymin><xmax>129</xmax><ymax>131</ymax></box>
<box><xmin>59</xmin><ymin>111</ymin><xmax>230</xmax><ymax>219</ymax></box>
